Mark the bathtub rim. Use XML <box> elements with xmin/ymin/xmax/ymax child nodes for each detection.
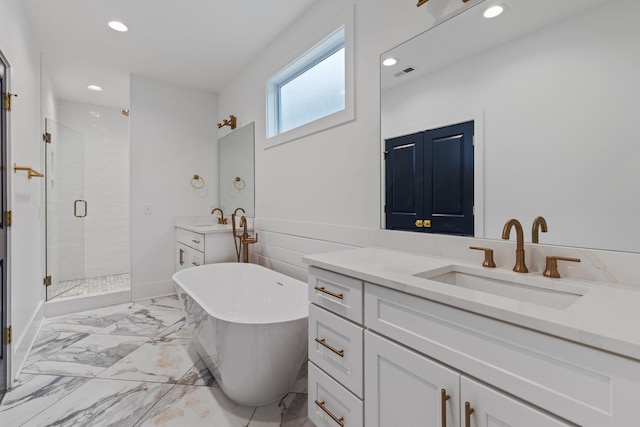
<box><xmin>172</xmin><ymin>262</ymin><xmax>308</xmax><ymax>325</ymax></box>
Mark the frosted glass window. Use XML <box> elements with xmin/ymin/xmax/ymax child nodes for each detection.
<box><xmin>278</xmin><ymin>47</ymin><xmax>345</xmax><ymax>134</ymax></box>
<box><xmin>267</xmin><ymin>26</ymin><xmax>347</xmax><ymax>140</ymax></box>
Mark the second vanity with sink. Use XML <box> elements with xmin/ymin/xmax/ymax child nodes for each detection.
<box><xmin>304</xmin><ymin>247</ymin><xmax>640</xmax><ymax>427</ymax></box>
<box><xmin>174</xmin><ymin>217</ymin><xmax>239</xmax><ymax>271</ymax></box>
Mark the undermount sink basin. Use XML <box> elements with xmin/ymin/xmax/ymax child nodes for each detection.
<box><xmin>414</xmin><ymin>265</ymin><xmax>587</xmax><ymax>309</ymax></box>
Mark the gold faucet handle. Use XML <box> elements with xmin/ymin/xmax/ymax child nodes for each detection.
<box><xmin>543</xmin><ymin>256</ymin><xmax>580</xmax><ymax>278</ymax></box>
<box><xmin>469</xmin><ymin>246</ymin><xmax>496</xmax><ymax>268</ymax></box>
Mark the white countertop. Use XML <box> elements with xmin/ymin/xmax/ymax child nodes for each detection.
<box><xmin>303</xmin><ymin>247</ymin><xmax>640</xmax><ymax>361</ymax></box>
<box><xmin>176</xmin><ymin>223</ymin><xmax>234</xmax><ymax>234</ymax></box>
<box><xmin>175</xmin><ymin>215</ymin><xmax>253</xmax><ymax>234</ymax></box>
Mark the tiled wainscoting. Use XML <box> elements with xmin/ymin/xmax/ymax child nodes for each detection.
<box><xmin>0</xmin><ymin>295</ymin><xmax>312</xmax><ymax>426</ymax></box>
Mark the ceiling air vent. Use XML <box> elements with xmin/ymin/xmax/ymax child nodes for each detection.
<box><xmin>394</xmin><ymin>66</ymin><xmax>416</xmax><ymax>77</ymax></box>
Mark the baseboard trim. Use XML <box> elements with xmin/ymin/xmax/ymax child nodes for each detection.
<box><xmin>11</xmin><ymin>300</ymin><xmax>44</xmax><ymax>386</ymax></box>
<box><xmin>44</xmin><ymin>290</ymin><xmax>132</xmax><ymax>318</ymax></box>
<box><xmin>131</xmin><ymin>280</ymin><xmax>176</xmax><ymax>301</ymax></box>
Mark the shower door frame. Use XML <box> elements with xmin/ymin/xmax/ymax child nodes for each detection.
<box><xmin>0</xmin><ymin>49</ymin><xmax>10</xmax><ymax>400</ymax></box>
<box><xmin>44</xmin><ymin>119</ymin><xmax>86</xmax><ymax>301</ymax></box>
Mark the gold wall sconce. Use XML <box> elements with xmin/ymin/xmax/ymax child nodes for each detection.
<box><xmin>217</xmin><ymin>115</ymin><xmax>237</xmax><ymax>130</ymax></box>
<box><xmin>14</xmin><ymin>163</ymin><xmax>44</xmax><ymax>179</ymax></box>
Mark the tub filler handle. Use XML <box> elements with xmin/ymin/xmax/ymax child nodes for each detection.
<box><xmin>314</xmin><ymin>286</ymin><xmax>344</xmax><ymax>300</ymax></box>
<box><xmin>314</xmin><ymin>400</ymin><xmax>345</xmax><ymax>427</ymax></box>
<box><xmin>314</xmin><ymin>338</ymin><xmax>345</xmax><ymax>357</ymax></box>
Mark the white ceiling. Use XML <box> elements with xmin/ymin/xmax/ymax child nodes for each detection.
<box><xmin>23</xmin><ymin>0</ymin><xmax>317</xmax><ymax>108</ymax></box>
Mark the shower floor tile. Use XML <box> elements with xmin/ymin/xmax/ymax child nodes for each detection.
<box><xmin>0</xmin><ymin>296</ymin><xmax>312</xmax><ymax>426</ymax></box>
<box><xmin>49</xmin><ymin>273</ymin><xmax>131</xmax><ymax>300</ymax></box>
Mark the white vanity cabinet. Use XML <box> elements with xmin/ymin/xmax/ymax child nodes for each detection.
<box><xmin>366</xmin><ymin>331</ymin><xmax>568</xmax><ymax>427</ymax></box>
<box><xmin>175</xmin><ymin>226</ymin><xmax>235</xmax><ymax>271</ymax></box>
<box><xmin>307</xmin><ymin>266</ymin><xmax>364</xmax><ymax>427</ymax></box>
<box><xmin>305</xmin><ymin>262</ymin><xmax>640</xmax><ymax>427</ymax></box>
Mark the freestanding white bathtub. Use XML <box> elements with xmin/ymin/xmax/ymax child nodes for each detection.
<box><xmin>172</xmin><ymin>263</ymin><xmax>308</xmax><ymax>406</ymax></box>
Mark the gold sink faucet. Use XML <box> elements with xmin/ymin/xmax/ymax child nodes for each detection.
<box><xmin>502</xmin><ymin>218</ymin><xmax>528</xmax><ymax>273</ymax></box>
<box><xmin>211</xmin><ymin>208</ymin><xmax>227</xmax><ymax>224</ymax></box>
<box><xmin>531</xmin><ymin>216</ymin><xmax>548</xmax><ymax>243</ymax></box>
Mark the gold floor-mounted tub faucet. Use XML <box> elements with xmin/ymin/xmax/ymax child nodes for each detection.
<box><xmin>502</xmin><ymin>218</ymin><xmax>528</xmax><ymax>273</ymax></box>
<box><xmin>239</xmin><ymin>216</ymin><xmax>258</xmax><ymax>263</ymax></box>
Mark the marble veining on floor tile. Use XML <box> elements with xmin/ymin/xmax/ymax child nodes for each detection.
<box><xmin>0</xmin><ymin>295</ymin><xmax>313</xmax><ymax>426</ymax></box>
<box><xmin>0</xmin><ymin>374</ymin><xmax>90</xmax><ymax>426</ymax></box>
<box><xmin>98</xmin><ymin>338</ymin><xmax>200</xmax><ymax>384</ymax></box>
<box><xmin>22</xmin><ymin>334</ymin><xmax>150</xmax><ymax>377</ymax></box>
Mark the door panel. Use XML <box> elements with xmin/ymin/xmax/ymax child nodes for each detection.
<box><xmin>461</xmin><ymin>376</ymin><xmax>570</xmax><ymax>427</ymax></box>
<box><xmin>0</xmin><ymin>52</ymin><xmax>8</xmax><ymax>400</ymax></box>
<box><xmin>425</xmin><ymin>121</ymin><xmax>474</xmax><ymax>236</ymax></box>
<box><xmin>45</xmin><ymin>119</ymin><xmax>85</xmax><ymax>301</ymax></box>
<box><xmin>365</xmin><ymin>331</ymin><xmax>460</xmax><ymax>427</ymax></box>
<box><xmin>385</xmin><ymin>132</ymin><xmax>424</xmax><ymax>231</ymax></box>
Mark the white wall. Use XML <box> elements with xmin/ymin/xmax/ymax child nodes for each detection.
<box><xmin>219</xmin><ymin>0</ymin><xmax>640</xmax><ymax>288</ymax></box>
<box><xmin>0</xmin><ymin>0</ymin><xmax>53</xmax><ymax>383</ymax></box>
<box><xmin>130</xmin><ymin>75</ymin><xmax>218</xmax><ymax>299</ymax></box>
<box><xmin>56</xmin><ymin>100</ymin><xmax>130</xmax><ymax>279</ymax></box>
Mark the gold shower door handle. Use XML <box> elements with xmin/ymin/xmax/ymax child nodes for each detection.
<box><xmin>74</xmin><ymin>199</ymin><xmax>88</xmax><ymax>218</ymax></box>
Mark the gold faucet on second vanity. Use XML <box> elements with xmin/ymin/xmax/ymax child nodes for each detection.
<box><xmin>531</xmin><ymin>216</ymin><xmax>548</xmax><ymax>243</ymax></box>
<box><xmin>502</xmin><ymin>219</ymin><xmax>528</xmax><ymax>273</ymax></box>
<box><xmin>211</xmin><ymin>208</ymin><xmax>228</xmax><ymax>224</ymax></box>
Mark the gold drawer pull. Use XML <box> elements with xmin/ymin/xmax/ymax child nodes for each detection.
<box><xmin>314</xmin><ymin>400</ymin><xmax>344</xmax><ymax>427</ymax></box>
<box><xmin>465</xmin><ymin>402</ymin><xmax>475</xmax><ymax>427</ymax></box>
<box><xmin>441</xmin><ymin>389</ymin><xmax>450</xmax><ymax>427</ymax></box>
<box><xmin>314</xmin><ymin>338</ymin><xmax>345</xmax><ymax>357</ymax></box>
<box><xmin>314</xmin><ymin>286</ymin><xmax>344</xmax><ymax>300</ymax></box>
<box><xmin>192</xmin><ymin>239</ymin><xmax>201</xmax><ymax>244</ymax></box>
<box><xmin>179</xmin><ymin>248</ymin><xmax>184</xmax><ymax>266</ymax></box>
<box><xmin>192</xmin><ymin>262</ymin><xmax>200</xmax><ymax>266</ymax></box>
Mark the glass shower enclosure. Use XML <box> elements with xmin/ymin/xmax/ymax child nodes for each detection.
<box><xmin>44</xmin><ymin>118</ymin><xmax>86</xmax><ymax>300</ymax></box>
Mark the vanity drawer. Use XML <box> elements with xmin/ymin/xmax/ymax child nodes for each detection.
<box><xmin>309</xmin><ymin>304</ymin><xmax>363</xmax><ymax>398</ymax></box>
<box><xmin>308</xmin><ymin>266</ymin><xmax>363</xmax><ymax>324</ymax></box>
<box><xmin>176</xmin><ymin>227</ymin><xmax>205</xmax><ymax>252</ymax></box>
<box><xmin>176</xmin><ymin>242</ymin><xmax>204</xmax><ymax>271</ymax></box>
<box><xmin>308</xmin><ymin>362</ymin><xmax>363</xmax><ymax>427</ymax></box>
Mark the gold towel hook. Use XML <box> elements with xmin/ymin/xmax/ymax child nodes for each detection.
<box><xmin>13</xmin><ymin>164</ymin><xmax>44</xmax><ymax>179</ymax></box>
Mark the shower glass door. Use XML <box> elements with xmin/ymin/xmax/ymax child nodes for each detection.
<box><xmin>45</xmin><ymin>118</ymin><xmax>85</xmax><ymax>301</ymax></box>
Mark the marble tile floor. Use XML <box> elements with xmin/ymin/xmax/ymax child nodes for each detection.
<box><xmin>48</xmin><ymin>274</ymin><xmax>131</xmax><ymax>300</ymax></box>
<box><xmin>0</xmin><ymin>295</ymin><xmax>313</xmax><ymax>426</ymax></box>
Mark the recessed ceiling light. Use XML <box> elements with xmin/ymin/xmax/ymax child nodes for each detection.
<box><xmin>483</xmin><ymin>5</ymin><xmax>506</xmax><ymax>19</ymax></box>
<box><xmin>87</xmin><ymin>85</ymin><xmax>103</xmax><ymax>92</ymax></box>
<box><xmin>108</xmin><ymin>21</ymin><xmax>128</xmax><ymax>32</ymax></box>
<box><xmin>383</xmin><ymin>58</ymin><xmax>398</xmax><ymax>67</ymax></box>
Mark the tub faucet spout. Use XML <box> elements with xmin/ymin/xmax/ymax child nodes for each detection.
<box><xmin>502</xmin><ymin>218</ymin><xmax>528</xmax><ymax>273</ymax></box>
